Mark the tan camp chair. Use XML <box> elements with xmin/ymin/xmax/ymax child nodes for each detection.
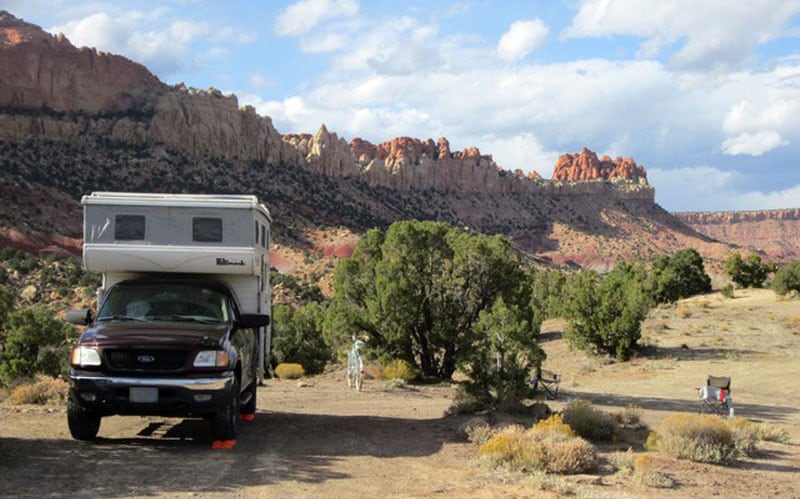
<box><xmin>698</xmin><ymin>375</ymin><xmax>732</xmax><ymax>416</ymax></box>
<box><xmin>531</xmin><ymin>367</ymin><xmax>560</xmax><ymax>400</ymax></box>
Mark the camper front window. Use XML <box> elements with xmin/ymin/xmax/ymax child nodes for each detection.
<box><xmin>115</xmin><ymin>215</ymin><xmax>145</xmax><ymax>240</ymax></box>
<box><xmin>97</xmin><ymin>282</ymin><xmax>231</xmax><ymax>324</ymax></box>
<box><xmin>193</xmin><ymin>217</ymin><xmax>223</xmax><ymax>242</ymax></box>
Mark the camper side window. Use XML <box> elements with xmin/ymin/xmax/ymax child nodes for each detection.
<box><xmin>115</xmin><ymin>215</ymin><xmax>145</xmax><ymax>240</ymax></box>
<box><xmin>193</xmin><ymin>217</ymin><xmax>223</xmax><ymax>242</ymax></box>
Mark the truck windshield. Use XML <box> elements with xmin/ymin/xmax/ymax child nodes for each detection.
<box><xmin>97</xmin><ymin>282</ymin><xmax>232</xmax><ymax>324</ymax></box>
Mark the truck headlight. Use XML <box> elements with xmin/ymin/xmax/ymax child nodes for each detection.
<box><xmin>194</xmin><ymin>350</ymin><xmax>230</xmax><ymax>367</ymax></box>
<box><xmin>71</xmin><ymin>346</ymin><xmax>102</xmax><ymax>367</ymax></box>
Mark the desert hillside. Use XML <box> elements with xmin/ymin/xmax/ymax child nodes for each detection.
<box><xmin>2</xmin><ymin>288</ymin><xmax>799</xmax><ymax>497</ymax></box>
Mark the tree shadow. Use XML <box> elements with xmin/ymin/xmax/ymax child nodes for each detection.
<box><xmin>0</xmin><ymin>410</ymin><xmax>461</xmax><ymax>497</ymax></box>
<box><xmin>641</xmin><ymin>345</ymin><xmax>761</xmax><ymax>362</ymax></box>
<box><xmin>564</xmin><ymin>391</ymin><xmax>799</xmax><ymax>423</ymax></box>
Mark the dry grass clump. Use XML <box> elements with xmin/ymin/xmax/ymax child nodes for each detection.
<box><xmin>646</xmin><ymin>413</ymin><xmax>738</xmax><ymax>465</ymax></box>
<box><xmin>632</xmin><ymin>454</ymin><xmax>675</xmax><ymax>488</ymax></box>
<box><xmin>275</xmin><ymin>363</ymin><xmax>305</xmax><ymax>379</ymax></box>
<box><xmin>6</xmin><ymin>375</ymin><xmax>68</xmax><ymax>405</ymax></box>
<box><xmin>676</xmin><ymin>303</ymin><xmax>691</xmax><ymax>318</ymax></box>
<box><xmin>381</xmin><ymin>359</ymin><xmax>418</xmax><ymax>382</ymax></box>
<box><xmin>447</xmin><ymin>384</ymin><xmax>485</xmax><ymax>415</ymax></box>
<box><xmin>755</xmin><ymin>422</ymin><xmax>791</xmax><ymax>443</ymax></box>
<box><xmin>725</xmin><ymin>417</ymin><xmax>759</xmax><ymax>456</ymax></box>
<box><xmin>478</xmin><ymin>415</ymin><xmax>597</xmax><ymax>474</ymax></box>
<box><xmin>613</xmin><ymin>404</ymin><xmax>643</xmax><ymax>426</ymax></box>
<box><xmin>561</xmin><ymin>399</ymin><xmax>618</xmax><ymax>441</ymax></box>
<box><xmin>462</xmin><ymin>418</ymin><xmax>494</xmax><ymax>445</ymax></box>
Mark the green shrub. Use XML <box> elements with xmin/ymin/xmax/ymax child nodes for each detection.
<box><xmin>561</xmin><ymin>399</ymin><xmax>618</xmax><ymax>441</ymax></box>
<box><xmin>647</xmin><ymin>413</ymin><xmax>739</xmax><ymax>465</ymax></box>
<box><xmin>272</xmin><ymin>303</ymin><xmax>331</xmax><ymax>375</ymax></box>
<box><xmin>463</xmin><ymin>297</ymin><xmax>544</xmax><ymax>409</ymax></box>
<box><xmin>274</xmin><ymin>363</ymin><xmax>305</xmax><ymax>379</ymax></box>
<box><xmin>0</xmin><ymin>306</ymin><xmax>77</xmax><ymax>385</ymax></box>
<box><xmin>772</xmin><ymin>261</ymin><xmax>800</xmax><ymax>296</ymax></box>
<box><xmin>720</xmin><ymin>283</ymin><xmax>735</xmax><ymax>299</ymax></box>
<box><xmin>726</xmin><ymin>253</ymin><xmax>775</xmax><ymax>289</ymax></box>
<box><xmin>650</xmin><ymin>249</ymin><xmax>712</xmax><ymax>303</ymax></box>
<box><xmin>564</xmin><ymin>264</ymin><xmax>649</xmax><ymax>361</ymax></box>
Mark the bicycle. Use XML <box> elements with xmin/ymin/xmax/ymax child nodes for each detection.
<box><xmin>346</xmin><ymin>335</ymin><xmax>366</xmax><ymax>391</ymax></box>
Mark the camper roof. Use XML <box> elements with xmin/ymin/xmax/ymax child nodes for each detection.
<box><xmin>82</xmin><ymin>192</ymin><xmax>271</xmax><ymax>221</ymax></box>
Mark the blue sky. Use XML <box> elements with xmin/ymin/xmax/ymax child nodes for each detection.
<box><xmin>6</xmin><ymin>0</ymin><xmax>800</xmax><ymax>212</ymax></box>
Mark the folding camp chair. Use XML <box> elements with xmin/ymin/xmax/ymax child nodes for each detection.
<box><xmin>531</xmin><ymin>367</ymin><xmax>560</xmax><ymax>400</ymax></box>
<box><xmin>698</xmin><ymin>375</ymin><xmax>732</xmax><ymax>416</ymax></box>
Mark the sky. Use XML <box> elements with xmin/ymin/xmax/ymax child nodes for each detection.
<box><xmin>5</xmin><ymin>0</ymin><xmax>800</xmax><ymax>212</ymax></box>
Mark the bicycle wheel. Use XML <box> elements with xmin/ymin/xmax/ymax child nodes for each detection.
<box><xmin>355</xmin><ymin>356</ymin><xmax>364</xmax><ymax>392</ymax></box>
<box><xmin>346</xmin><ymin>352</ymin><xmax>354</xmax><ymax>388</ymax></box>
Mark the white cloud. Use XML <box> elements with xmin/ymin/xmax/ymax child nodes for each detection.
<box><xmin>475</xmin><ymin>133</ymin><xmax>560</xmax><ymax>175</ymax></box>
<box><xmin>248</xmin><ymin>74</ymin><xmax>275</xmax><ymax>89</ymax></box>
<box><xmin>497</xmin><ymin>18</ymin><xmax>548</xmax><ymax>61</ymax></box>
<box><xmin>564</xmin><ymin>0</ymin><xmax>800</xmax><ymax>73</ymax></box>
<box><xmin>650</xmin><ymin>166</ymin><xmax>800</xmax><ymax>211</ymax></box>
<box><xmin>722</xmin><ymin>131</ymin><xmax>788</xmax><ymax>156</ymax></box>
<box><xmin>274</xmin><ymin>0</ymin><xmax>359</xmax><ymax>37</ymax></box>
<box><xmin>49</xmin><ymin>10</ymin><xmax>255</xmax><ymax>78</ymax></box>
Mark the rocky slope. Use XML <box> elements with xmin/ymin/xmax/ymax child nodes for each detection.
<box><xmin>677</xmin><ymin>209</ymin><xmax>800</xmax><ymax>260</ymax></box>
<box><xmin>0</xmin><ymin>10</ymin><xmax>791</xmax><ymax>278</ymax></box>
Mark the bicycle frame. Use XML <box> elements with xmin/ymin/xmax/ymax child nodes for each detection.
<box><xmin>346</xmin><ymin>338</ymin><xmax>365</xmax><ymax>391</ymax></box>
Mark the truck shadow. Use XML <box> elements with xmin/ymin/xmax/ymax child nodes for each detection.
<box><xmin>0</xmin><ymin>410</ymin><xmax>463</xmax><ymax>497</ymax></box>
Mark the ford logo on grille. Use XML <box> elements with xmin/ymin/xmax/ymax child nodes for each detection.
<box><xmin>137</xmin><ymin>355</ymin><xmax>156</xmax><ymax>364</ymax></box>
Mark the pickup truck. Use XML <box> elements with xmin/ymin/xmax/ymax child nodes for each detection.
<box><xmin>67</xmin><ymin>276</ymin><xmax>269</xmax><ymax>440</ymax></box>
<box><xmin>65</xmin><ymin>192</ymin><xmax>273</xmax><ymax>442</ymax></box>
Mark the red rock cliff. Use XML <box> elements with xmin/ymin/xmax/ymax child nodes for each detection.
<box><xmin>0</xmin><ymin>11</ymin><xmax>166</xmax><ymax>113</ymax></box>
<box><xmin>553</xmin><ymin>147</ymin><xmax>648</xmax><ymax>184</ymax></box>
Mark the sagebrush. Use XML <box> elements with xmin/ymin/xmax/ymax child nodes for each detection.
<box><xmin>274</xmin><ymin>363</ymin><xmax>305</xmax><ymax>379</ymax></box>
<box><xmin>478</xmin><ymin>416</ymin><xmax>597</xmax><ymax>474</ymax></box>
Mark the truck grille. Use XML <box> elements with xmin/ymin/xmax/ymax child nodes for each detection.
<box><xmin>105</xmin><ymin>349</ymin><xmax>189</xmax><ymax>370</ymax></box>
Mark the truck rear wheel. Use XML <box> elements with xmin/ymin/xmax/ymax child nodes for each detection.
<box><xmin>241</xmin><ymin>351</ymin><xmax>258</xmax><ymax>416</ymax></box>
<box><xmin>210</xmin><ymin>376</ymin><xmax>240</xmax><ymax>440</ymax></box>
<box><xmin>67</xmin><ymin>399</ymin><xmax>101</xmax><ymax>440</ymax></box>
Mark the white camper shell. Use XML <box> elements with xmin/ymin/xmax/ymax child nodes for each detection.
<box><xmin>81</xmin><ymin>192</ymin><xmax>272</xmax><ymax>381</ymax></box>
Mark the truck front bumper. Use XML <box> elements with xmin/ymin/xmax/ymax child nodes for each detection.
<box><xmin>69</xmin><ymin>372</ymin><xmax>235</xmax><ymax>417</ymax></box>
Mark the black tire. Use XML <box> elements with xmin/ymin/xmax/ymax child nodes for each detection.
<box><xmin>241</xmin><ymin>351</ymin><xmax>258</xmax><ymax>415</ymax></box>
<box><xmin>210</xmin><ymin>376</ymin><xmax>240</xmax><ymax>440</ymax></box>
<box><xmin>67</xmin><ymin>399</ymin><xmax>101</xmax><ymax>440</ymax></box>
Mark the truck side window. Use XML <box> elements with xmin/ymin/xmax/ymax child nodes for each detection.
<box><xmin>193</xmin><ymin>217</ymin><xmax>223</xmax><ymax>242</ymax></box>
<box><xmin>115</xmin><ymin>215</ymin><xmax>145</xmax><ymax>240</ymax></box>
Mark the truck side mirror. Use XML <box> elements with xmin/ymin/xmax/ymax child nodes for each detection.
<box><xmin>237</xmin><ymin>313</ymin><xmax>270</xmax><ymax>329</ymax></box>
<box><xmin>65</xmin><ymin>309</ymin><xmax>93</xmax><ymax>325</ymax></box>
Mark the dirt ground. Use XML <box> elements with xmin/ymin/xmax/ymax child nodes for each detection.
<box><xmin>1</xmin><ymin>289</ymin><xmax>799</xmax><ymax>498</ymax></box>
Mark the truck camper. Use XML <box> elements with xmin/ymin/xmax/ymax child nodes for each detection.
<box><xmin>65</xmin><ymin>192</ymin><xmax>271</xmax><ymax>442</ymax></box>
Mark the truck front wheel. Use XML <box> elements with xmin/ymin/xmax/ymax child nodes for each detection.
<box><xmin>241</xmin><ymin>347</ymin><xmax>258</xmax><ymax>416</ymax></box>
<box><xmin>210</xmin><ymin>376</ymin><xmax>240</xmax><ymax>440</ymax></box>
<box><xmin>67</xmin><ymin>399</ymin><xmax>101</xmax><ymax>440</ymax></box>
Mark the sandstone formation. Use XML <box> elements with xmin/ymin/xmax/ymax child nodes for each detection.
<box><xmin>553</xmin><ymin>147</ymin><xmax>648</xmax><ymax>184</ymax></box>
<box><xmin>0</xmin><ymin>11</ymin><xmax>296</xmax><ymax>165</ymax></box>
<box><xmin>0</xmin><ymin>11</ymin><xmax>655</xmax><ymax>199</ymax></box>
<box><xmin>0</xmin><ymin>11</ymin><xmax>165</xmax><ymax>113</ymax></box>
